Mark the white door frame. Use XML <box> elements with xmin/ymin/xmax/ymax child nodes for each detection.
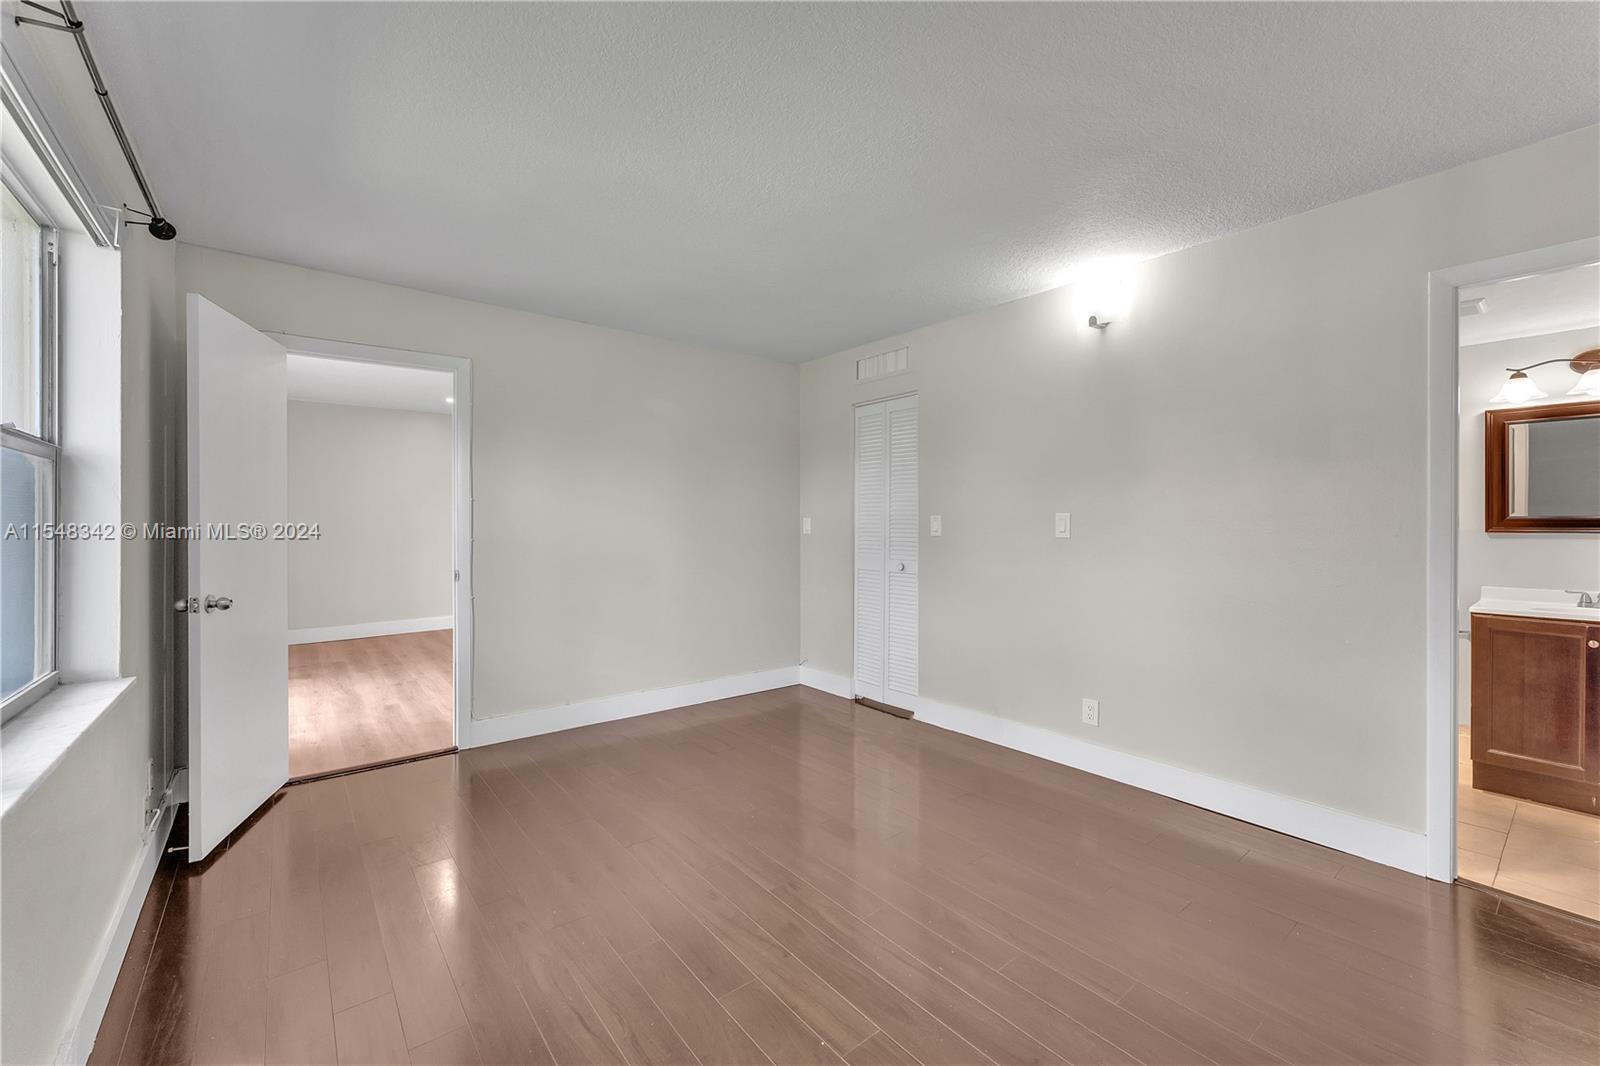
<box><xmin>1422</xmin><ymin>236</ymin><xmax>1599</xmax><ymax>882</ymax></box>
<box><xmin>268</xmin><ymin>331</ymin><xmax>474</xmax><ymax>753</ymax></box>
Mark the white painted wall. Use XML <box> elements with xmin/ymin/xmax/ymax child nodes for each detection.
<box><xmin>287</xmin><ymin>401</ymin><xmax>453</xmax><ymax>632</ymax></box>
<box><xmin>798</xmin><ymin>126</ymin><xmax>1599</xmax><ymax>834</ymax></box>
<box><xmin>1</xmin><ymin>680</ymin><xmax>152</xmax><ymax>1066</ymax></box>
<box><xmin>175</xmin><ymin>245</ymin><xmax>800</xmax><ymax>722</ymax></box>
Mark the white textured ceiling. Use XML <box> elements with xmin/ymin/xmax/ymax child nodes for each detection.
<box><xmin>75</xmin><ymin>2</ymin><xmax>1600</xmax><ymax>361</ymax></box>
<box><xmin>286</xmin><ymin>354</ymin><xmax>454</xmax><ymax>414</ymax></box>
<box><xmin>1460</xmin><ymin>263</ymin><xmax>1600</xmax><ymax>348</ymax></box>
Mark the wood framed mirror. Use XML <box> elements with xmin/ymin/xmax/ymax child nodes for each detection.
<box><xmin>1485</xmin><ymin>397</ymin><xmax>1600</xmax><ymax>532</ymax></box>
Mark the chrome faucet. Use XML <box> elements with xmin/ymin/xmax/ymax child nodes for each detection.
<box><xmin>1567</xmin><ymin>590</ymin><xmax>1600</xmax><ymax>608</ymax></box>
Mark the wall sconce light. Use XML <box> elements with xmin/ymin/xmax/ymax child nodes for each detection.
<box><xmin>1567</xmin><ymin>349</ymin><xmax>1600</xmax><ymax>396</ymax></box>
<box><xmin>1492</xmin><ymin>370</ymin><xmax>1547</xmax><ymax>404</ymax></box>
<box><xmin>1491</xmin><ymin>348</ymin><xmax>1600</xmax><ymax>404</ymax></box>
<box><xmin>1067</xmin><ymin>258</ymin><xmax>1139</xmax><ymax>331</ymax></box>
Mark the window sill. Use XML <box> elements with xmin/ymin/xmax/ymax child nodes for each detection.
<box><xmin>1</xmin><ymin>677</ymin><xmax>136</xmax><ymax>820</ymax></box>
<box><xmin>1</xmin><ymin>670</ymin><xmax>63</xmax><ymax>726</ymax></box>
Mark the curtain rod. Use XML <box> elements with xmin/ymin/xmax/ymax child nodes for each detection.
<box><xmin>13</xmin><ymin>0</ymin><xmax>176</xmax><ymax>240</ymax></box>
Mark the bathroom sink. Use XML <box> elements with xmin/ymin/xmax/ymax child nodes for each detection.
<box><xmin>1470</xmin><ymin>593</ymin><xmax>1600</xmax><ymax>624</ymax></box>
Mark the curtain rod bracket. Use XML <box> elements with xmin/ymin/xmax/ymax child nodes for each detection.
<box><xmin>12</xmin><ymin>16</ymin><xmax>81</xmax><ymax>33</ymax></box>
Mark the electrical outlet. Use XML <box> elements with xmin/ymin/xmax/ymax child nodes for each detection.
<box><xmin>1054</xmin><ymin>512</ymin><xmax>1071</xmax><ymax>539</ymax></box>
<box><xmin>929</xmin><ymin>514</ymin><xmax>942</xmax><ymax>537</ymax></box>
<box><xmin>801</xmin><ymin>516</ymin><xmax>812</xmax><ymax>535</ymax></box>
<box><xmin>1081</xmin><ymin>698</ymin><xmax>1100</xmax><ymax>726</ymax></box>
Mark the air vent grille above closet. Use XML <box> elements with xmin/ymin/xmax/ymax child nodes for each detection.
<box><xmin>857</xmin><ymin>347</ymin><xmax>909</xmax><ymax>383</ymax></box>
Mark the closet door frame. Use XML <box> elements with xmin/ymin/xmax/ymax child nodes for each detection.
<box><xmin>852</xmin><ymin>390</ymin><xmax>918</xmax><ymax>708</ymax></box>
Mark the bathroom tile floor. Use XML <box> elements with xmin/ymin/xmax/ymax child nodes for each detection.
<box><xmin>1457</xmin><ymin>726</ymin><xmax>1600</xmax><ymax>920</ymax></box>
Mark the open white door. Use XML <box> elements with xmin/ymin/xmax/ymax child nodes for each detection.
<box><xmin>185</xmin><ymin>294</ymin><xmax>288</xmax><ymax>861</ymax></box>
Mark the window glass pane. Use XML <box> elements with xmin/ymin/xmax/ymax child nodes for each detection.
<box><xmin>2</xmin><ymin>445</ymin><xmax>53</xmax><ymax>699</ymax></box>
<box><xmin>2</xmin><ymin>183</ymin><xmax>45</xmax><ymax>437</ymax></box>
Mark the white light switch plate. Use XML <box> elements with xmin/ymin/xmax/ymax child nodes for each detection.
<box><xmin>1081</xmin><ymin>698</ymin><xmax>1099</xmax><ymax>726</ymax></box>
<box><xmin>1055</xmin><ymin>512</ymin><xmax>1071</xmax><ymax>538</ymax></box>
<box><xmin>801</xmin><ymin>517</ymin><xmax>812</xmax><ymax>535</ymax></box>
<box><xmin>930</xmin><ymin>515</ymin><xmax>942</xmax><ymax>537</ymax></box>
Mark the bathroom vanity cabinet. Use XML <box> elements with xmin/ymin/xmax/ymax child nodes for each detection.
<box><xmin>1470</xmin><ymin>612</ymin><xmax>1600</xmax><ymax>815</ymax></box>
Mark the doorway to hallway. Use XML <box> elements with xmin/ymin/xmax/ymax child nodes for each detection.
<box><xmin>282</xmin><ymin>352</ymin><xmax>462</xmax><ymax>780</ymax></box>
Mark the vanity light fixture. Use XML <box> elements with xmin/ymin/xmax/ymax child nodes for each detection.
<box><xmin>1492</xmin><ymin>371</ymin><xmax>1547</xmax><ymax>404</ymax></box>
<box><xmin>1491</xmin><ymin>348</ymin><xmax>1600</xmax><ymax>404</ymax></box>
<box><xmin>1570</xmin><ymin>368</ymin><xmax>1600</xmax><ymax>397</ymax></box>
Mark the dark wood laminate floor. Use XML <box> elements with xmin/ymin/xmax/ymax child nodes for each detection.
<box><xmin>92</xmin><ymin>685</ymin><xmax>1600</xmax><ymax>1065</ymax></box>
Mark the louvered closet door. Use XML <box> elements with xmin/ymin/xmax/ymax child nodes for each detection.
<box><xmin>884</xmin><ymin>396</ymin><xmax>919</xmax><ymax>699</ymax></box>
<box><xmin>854</xmin><ymin>395</ymin><xmax>918</xmax><ymax>705</ymax></box>
<box><xmin>854</xmin><ymin>402</ymin><xmax>888</xmax><ymax>702</ymax></box>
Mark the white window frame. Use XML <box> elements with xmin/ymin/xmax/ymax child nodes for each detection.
<box><xmin>2</xmin><ymin>169</ymin><xmax>61</xmax><ymax>723</ymax></box>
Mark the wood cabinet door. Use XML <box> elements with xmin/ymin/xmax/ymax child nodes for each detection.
<box><xmin>1471</xmin><ymin>614</ymin><xmax>1595</xmax><ymax>783</ymax></box>
<box><xmin>1590</xmin><ymin>625</ymin><xmax>1600</xmax><ymax>785</ymax></box>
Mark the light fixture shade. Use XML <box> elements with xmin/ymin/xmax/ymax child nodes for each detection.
<box><xmin>1492</xmin><ymin>371</ymin><xmax>1547</xmax><ymax>404</ymax></box>
<box><xmin>1067</xmin><ymin>257</ymin><xmax>1139</xmax><ymax>328</ymax></box>
<box><xmin>1566</xmin><ymin>368</ymin><xmax>1600</xmax><ymax>397</ymax></box>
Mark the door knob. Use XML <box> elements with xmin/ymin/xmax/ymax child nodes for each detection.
<box><xmin>173</xmin><ymin>597</ymin><xmax>198</xmax><ymax>613</ymax></box>
<box><xmin>204</xmin><ymin>595</ymin><xmax>233</xmax><ymax>613</ymax></box>
<box><xmin>1590</xmin><ymin>640</ymin><xmax>1599</xmax><ymax>649</ymax></box>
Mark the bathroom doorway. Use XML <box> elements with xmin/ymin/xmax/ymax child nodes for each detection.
<box><xmin>1437</xmin><ymin>251</ymin><xmax>1600</xmax><ymax>920</ymax></box>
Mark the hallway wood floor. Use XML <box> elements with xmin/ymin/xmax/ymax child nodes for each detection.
<box><xmin>289</xmin><ymin>630</ymin><xmax>454</xmax><ymax>779</ymax></box>
<box><xmin>93</xmin><ymin>686</ymin><xmax>1600</xmax><ymax>1065</ymax></box>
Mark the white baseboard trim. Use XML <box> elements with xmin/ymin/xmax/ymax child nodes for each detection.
<box><xmin>798</xmin><ymin>670</ymin><xmax>1427</xmax><ymax>876</ymax></box>
<box><xmin>798</xmin><ymin>665</ymin><xmax>852</xmax><ymax>698</ymax></box>
<box><xmin>464</xmin><ymin>666</ymin><xmax>802</xmax><ymax>749</ymax></box>
<box><xmin>288</xmin><ymin>616</ymin><xmax>453</xmax><ymax>645</ymax></box>
<box><xmin>58</xmin><ymin>787</ymin><xmax>178</xmax><ymax>1065</ymax></box>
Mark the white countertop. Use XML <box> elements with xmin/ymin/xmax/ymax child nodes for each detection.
<box><xmin>1469</xmin><ymin>586</ymin><xmax>1600</xmax><ymax>624</ymax></box>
